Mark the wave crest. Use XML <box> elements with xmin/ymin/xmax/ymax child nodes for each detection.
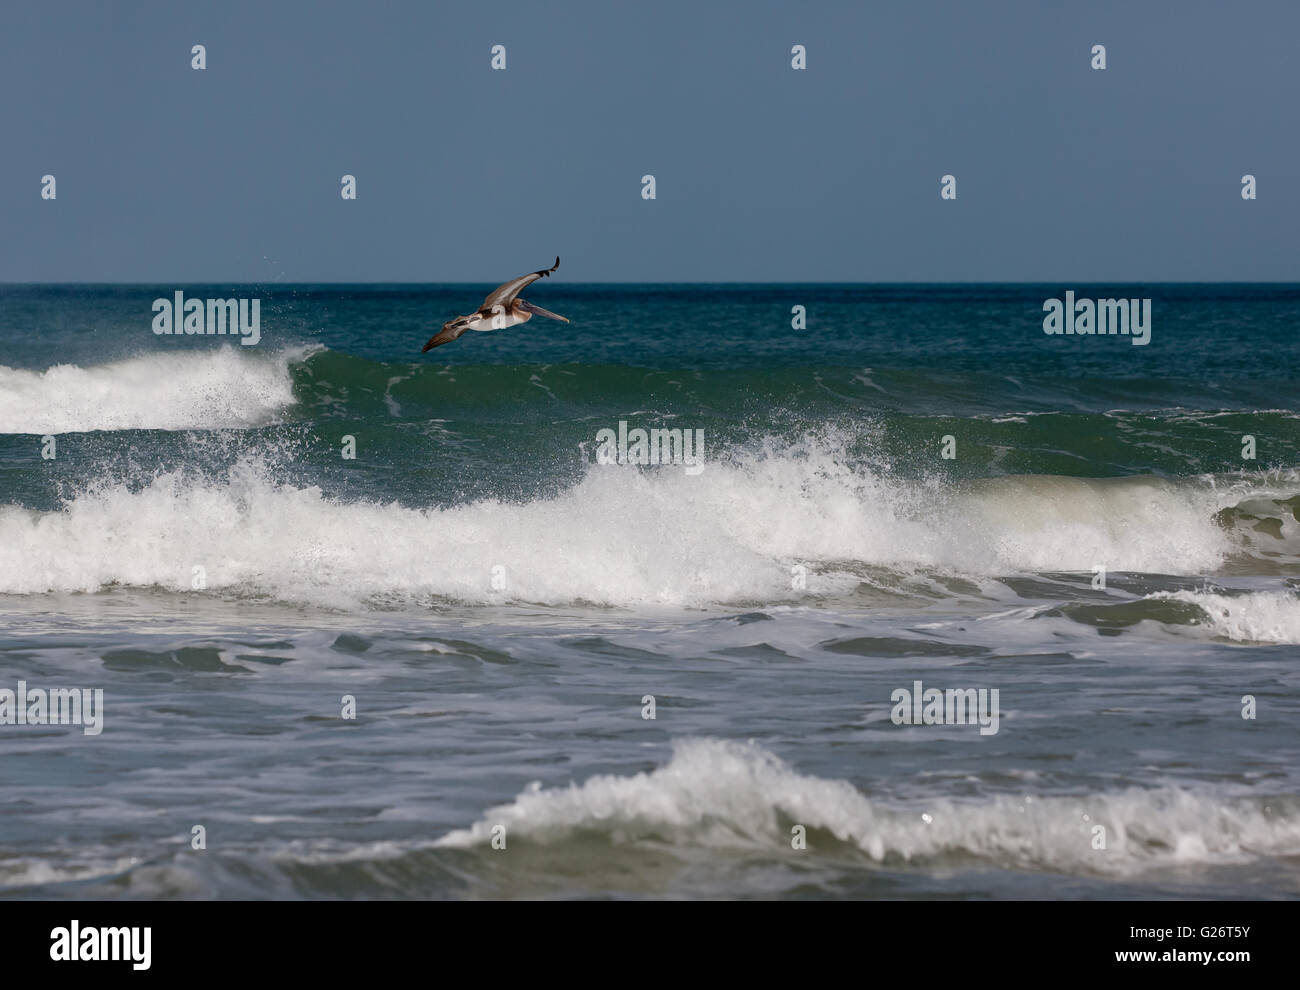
<box><xmin>1151</xmin><ymin>589</ymin><xmax>1300</xmax><ymax>644</ymax></box>
<box><xmin>0</xmin><ymin>437</ymin><xmax>1295</xmax><ymax>604</ymax></box>
<box><xmin>436</xmin><ymin>738</ymin><xmax>1300</xmax><ymax>874</ymax></box>
<box><xmin>0</xmin><ymin>347</ymin><xmax>307</xmax><ymax>434</ymax></box>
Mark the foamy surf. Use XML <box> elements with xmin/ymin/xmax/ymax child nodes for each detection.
<box><xmin>0</xmin><ymin>446</ymin><xmax>1291</xmax><ymax>606</ymax></box>
<box><xmin>1150</xmin><ymin>589</ymin><xmax>1300</xmax><ymax>644</ymax></box>
<box><xmin>436</xmin><ymin>738</ymin><xmax>1300</xmax><ymax>875</ymax></box>
<box><xmin>0</xmin><ymin>346</ymin><xmax>310</xmax><ymax>434</ymax></box>
<box><xmin>4</xmin><ymin>284</ymin><xmax>1299</xmax><ymax>901</ymax></box>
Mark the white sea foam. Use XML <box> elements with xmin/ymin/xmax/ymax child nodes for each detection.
<box><xmin>1152</xmin><ymin>589</ymin><xmax>1300</xmax><ymax>644</ymax></box>
<box><xmin>0</xmin><ymin>347</ymin><xmax>307</xmax><ymax>433</ymax></box>
<box><xmin>0</xmin><ymin>854</ymin><xmax>142</xmax><ymax>889</ymax></box>
<box><xmin>0</xmin><ymin>442</ymin><xmax>1275</xmax><ymax>606</ymax></box>
<box><xmin>436</xmin><ymin>738</ymin><xmax>1300</xmax><ymax>874</ymax></box>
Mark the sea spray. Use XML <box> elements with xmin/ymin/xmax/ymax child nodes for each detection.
<box><xmin>0</xmin><ymin>439</ymin><xmax>1270</xmax><ymax>607</ymax></box>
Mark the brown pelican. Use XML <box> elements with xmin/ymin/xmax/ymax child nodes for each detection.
<box><xmin>422</xmin><ymin>256</ymin><xmax>569</xmax><ymax>352</ymax></box>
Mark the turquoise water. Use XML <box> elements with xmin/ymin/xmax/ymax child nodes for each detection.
<box><xmin>1</xmin><ymin>284</ymin><xmax>1298</xmax><ymax>898</ymax></box>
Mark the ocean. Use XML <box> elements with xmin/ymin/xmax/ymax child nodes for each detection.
<box><xmin>1</xmin><ymin>283</ymin><xmax>1298</xmax><ymax>899</ymax></box>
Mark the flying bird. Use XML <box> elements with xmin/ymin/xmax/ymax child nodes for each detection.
<box><xmin>422</xmin><ymin>257</ymin><xmax>569</xmax><ymax>352</ymax></box>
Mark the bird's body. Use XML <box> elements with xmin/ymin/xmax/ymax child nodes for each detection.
<box><xmin>449</xmin><ymin>300</ymin><xmax>540</xmax><ymax>333</ymax></box>
<box><xmin>423</xmin><ymin>257</ymin><xmax>568</xmax><ymax>352</ymax></box>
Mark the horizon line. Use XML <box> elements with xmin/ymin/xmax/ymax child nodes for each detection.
<box><xmin>3</xmin><ymin>280</ymin><xmax>1298</xmax><ymax>287</ymax></box>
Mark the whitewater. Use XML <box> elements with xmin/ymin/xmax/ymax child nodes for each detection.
<box><xmin>2</xmin><ymin>284</ymin><xmax>1297</xmax><ymax>899</ymax></box>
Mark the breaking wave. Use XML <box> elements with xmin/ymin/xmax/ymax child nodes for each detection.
<box><xmin>436</xmin><ymin>738</ymin><xmax>1300</xmax><ymax>874</ymax></box>
<box><xmin>0</xmin><ymin>436</ymin><xmax>1296</xmax><ymax>606</ymax></box>
<box><xmin>0</xmin><ymin>347</ymin><xmax>308</xmax><ymax>433</ymax></box>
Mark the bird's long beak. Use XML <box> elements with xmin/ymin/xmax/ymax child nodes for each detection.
<box><xmin>518</xmin><ymin>300</ymin><xmax>569</xmax><ymax>323</ymax></box>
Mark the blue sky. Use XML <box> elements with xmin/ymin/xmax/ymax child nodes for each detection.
<box><xmin>1</xmin><ymin>0</ymin><xmax>1296</xmax><ymax>281</ymax></box>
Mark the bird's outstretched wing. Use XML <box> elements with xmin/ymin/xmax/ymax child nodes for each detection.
<box><xmin>422</xmin><ymin>321</ymin><xmax>470</xmax><ymax>352</ymax></box>
<box><xmin>480</xmin><ymin>256</ymin><xmax>560</xmax><ymax>311</ymax></box>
